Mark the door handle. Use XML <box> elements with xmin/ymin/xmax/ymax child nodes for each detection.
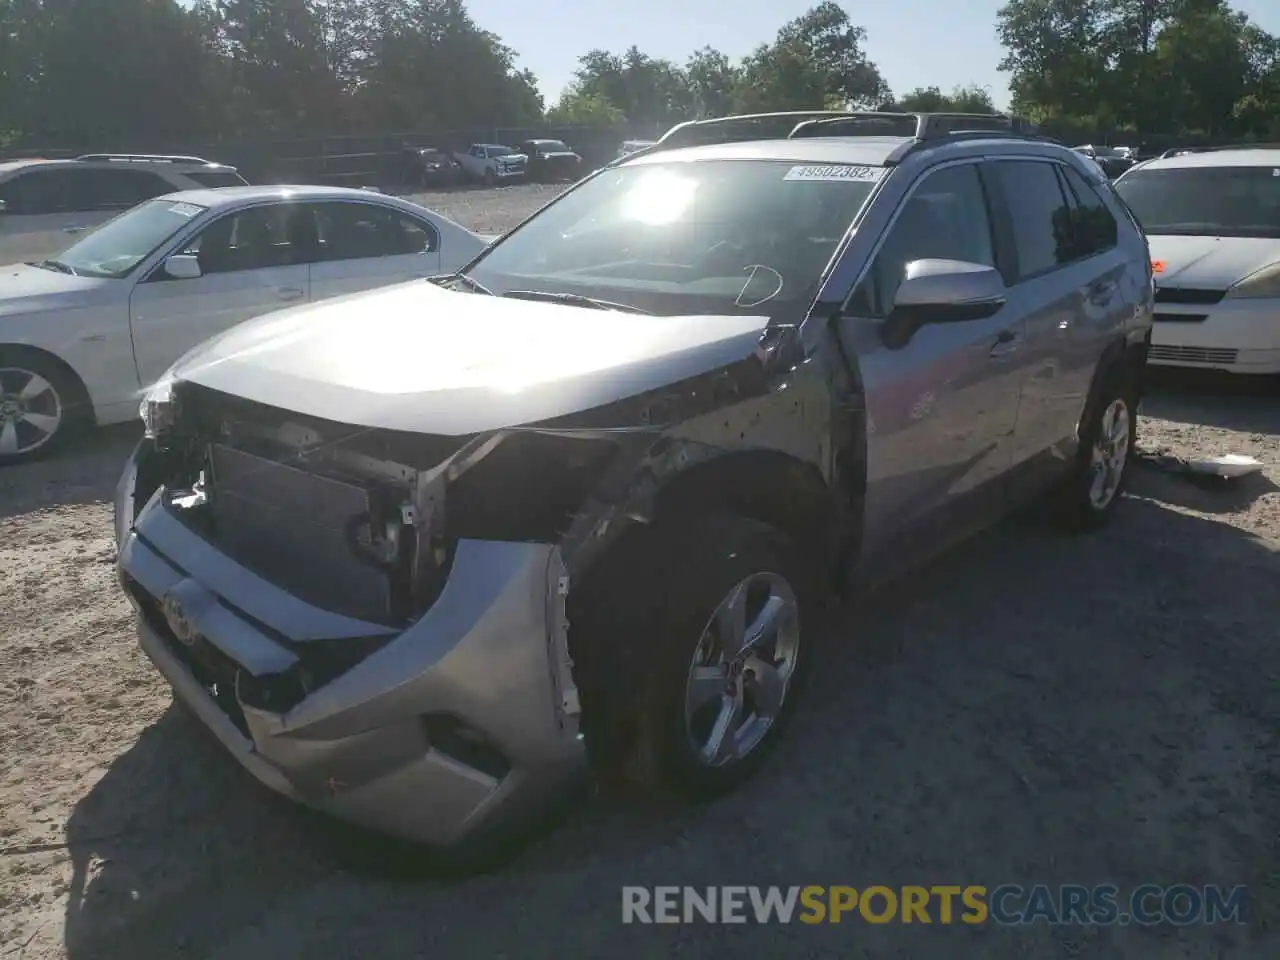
<box><xmin>989</xmin><ymin>329</ymin><xmax>1022</xmax><ymax>359</ymax></box>
<box><xmin>277</xmin><ymin>286</ymin><xmax>305</xmax><ymax>301</ymax></box>
<box><xmin>1089</xmin><ymin>280</ymin><xmax>1118</xmax><ymax>302</ymax></box>
<box><xmin>63</xmin><ymin>225</ymin><xmax>87</xmax><ymax>234</ymax></box>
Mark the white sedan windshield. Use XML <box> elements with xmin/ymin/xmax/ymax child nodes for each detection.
<box><xmin>1116</xmin><ymin>166</ymin><xmax>1280</xmax><ymax>238</ymax></box>
<box><xmin>54</xmin><ymin>199</ymin><xmax>206</xmax><ymax>278</ymax></box>
<box><xmin>464</xmin><ymin>159</ymin><xmax>881</xmax><ymax>316</ymax></box>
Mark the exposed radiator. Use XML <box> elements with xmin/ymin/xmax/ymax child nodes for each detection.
<box><xmin>207</xmin><ymin>443</ymin><xmax>393</xmax><ymax>623</ymax></box>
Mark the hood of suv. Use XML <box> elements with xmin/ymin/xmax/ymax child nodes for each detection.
<box><xmin>1148</xmin><ymin>235</ymin><xmax>1280</xmax><ymax>291</ymax></box>
<box><xmin>167</xmin><ymin>280</ymin><xmax>772</xmax><ymax>435</ymax></box>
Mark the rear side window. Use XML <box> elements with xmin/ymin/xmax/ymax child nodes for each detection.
<box><xmin>184</xmin><ymin>170</ymin><xmax>250</xmax><ymax>188</ymax></box>
<box><xmin>1058</xmin><ymin>165</ymin><xmax>1119</xmax><ymax>258</ymax></box>
<box><xmin>988</xmin><ymin>160</ymin><xmax>1075</xmax><ymax>279</ymax></box>
<box><xmin>79</xmin><ymin>168</ymin><xmax>175</xmax><ymax>209</ymax></box>
<box><xmin>0</xmin><ymin>168</ymin><xmax>88</xmax><ymax>214</ymax></box>
<box><xmin>311</xmin><ymin>202</ymin><xmax>438</xmax><ymax>260</ymax></box>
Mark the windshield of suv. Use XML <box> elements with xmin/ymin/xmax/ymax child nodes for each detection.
<box><xmin>462</xmin><ymin>159</ymin><xmax>882</xmax><ymax>316</ymax></box>
<box><xmin>48</xmin><ymin>198</ymin><xmax>206</xmax><ymax>278</ymax></box>
<box><xmin>1115</xmin><ymin>165</ymin><xmax>1280</xmax><ymax>238</ymax></box>
<box><xmin>533</xmin><ymin>140</ymin><xmax>570</xmax><ymax>152</ymax></box>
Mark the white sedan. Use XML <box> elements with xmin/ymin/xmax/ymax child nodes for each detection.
<box><xmin>0</xmin><ymin>185</ymin><xmax>489</xmax><ymax>463</ymax></box>
<box><xmin>1114</xmin><ymin>148</ymin><xmax>1280</xmax><ymax>374</ymax></box>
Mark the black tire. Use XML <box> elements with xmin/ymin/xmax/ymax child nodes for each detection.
<box><xmin>608</xmin><ymin>514</ymin><xmax>822</xmax><ymax>801</ymax></box>
<box><xmin>0</xmin><ymin>346</ymin><xmax>90</xmax><ymax>466</ymax></box>
<box><xmin>1056</xmin><ymin>360</ymin><xmax>1139</xmax><ymax>531</ymax></box>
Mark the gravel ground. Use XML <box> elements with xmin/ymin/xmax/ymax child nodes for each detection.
<box><xmin>2</xmin><ymin>186</ymin><xmax>1278</xmax><ymax>958</ymax></box>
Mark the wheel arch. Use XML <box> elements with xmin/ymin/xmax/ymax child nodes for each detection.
<box><xmin>649</xmin><ymin>448</ymin><xmax>841</xmax><ymax>588</ymax></box>
<box><xmin>0</xmin><ymin>341</ymin><xmax>96</xmax><ymax>425</ymax></box>
<box><xmin>1079</xmin><ymin>333</ymin><xmax>1146</xmax><ymax>439</ymax></box>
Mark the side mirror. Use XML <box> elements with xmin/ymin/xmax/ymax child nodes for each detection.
<box><xmin>881</xmin><ymin>259</ymin><xmax>1006</xmax><ymax>349</ymax></box>
<box><xmin>163</xmin><ymin>254</ymin><xmax>203</xmax><ymax>281</ymax></box>
<box><xmin>0</xmin><ymin>199</ymin><xmax>8</xmax><ymax>214</ymax></box>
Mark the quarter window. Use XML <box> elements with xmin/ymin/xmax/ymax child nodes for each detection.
<box><xmin>850</xmin><ymin>163</ymin><xmax>997</xmax><ymax>318</ymax></box>
<box><xmin>988</xmin><ymin>160</ymin><xmax>1075</xmax><ymax>279</ymax></box>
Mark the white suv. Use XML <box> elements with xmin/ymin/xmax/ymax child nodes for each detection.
<box><xmin>1114</xmin><ymin>146</ymin><xmax>1280</xmax><ymax>373</ymax></box>
<box><xmin>0</xmin><ymin>153</ymin><xmax>248</xmax><ymax>265</ymax></box>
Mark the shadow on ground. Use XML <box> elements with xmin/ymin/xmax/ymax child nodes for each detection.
<box><xmin>1144</xmin><ymin>369</ymin><xmax>1280</xmax><ymax>435</ymax></box>
<box><xmin>62</xmin><ymin>495</ymin><xmax>1279</xmax><ymax>960</ymax></box>
<box><xmin>0</xmin><ymin>423</ymin><xmax>139</xmax><ymax>520</ymax></box>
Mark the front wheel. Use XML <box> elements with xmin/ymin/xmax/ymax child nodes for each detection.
<box><xmin>1056</xmin><ymin>365</ymin><xmax>1138</xmax><ymax>530</ymax></box>
<box><xmin>0</xmin><ymin>347</ymin><xmax>87</xmax><ymax>466</ymax></box>
<box><xmin>624</xmin><ymin>515</ymin><xmax>820</xmax><ymax>800</ymax></box>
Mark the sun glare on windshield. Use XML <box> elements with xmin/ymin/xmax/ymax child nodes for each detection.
<box><xmin>620</xmin><ymin>169</ymin><xmax>698</xmax><ymax>225</ymax></box>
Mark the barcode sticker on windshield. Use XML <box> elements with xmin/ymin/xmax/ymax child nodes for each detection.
<box><xmin>168</xmin><ymin>202</ymin><xmax>202</xmax><ymax>217</ymax></box>
<box><xmin>783</xmin><ymin>164</ymin><xmax>884</xmax><ymax>183</ymax></box>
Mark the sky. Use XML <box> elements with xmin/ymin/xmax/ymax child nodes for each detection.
<box><xmin>464</xmin><ymin>0</ymin><xmax>1280</xmax><ymax>110</ymax></box>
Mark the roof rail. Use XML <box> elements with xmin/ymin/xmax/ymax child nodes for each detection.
<box><xmin>1201</xmin><ymin>142</ymin><xmax>1280</xmax><ymax>152</ymax></box>
<box><xmin>75</xmin><ymin>153</ymin><xmax>215</xmax><ymax>165</ymax></box>
<box><xmin>789</xmin><ymin>111</ymin><xmax>1042</xmax><ymax>141</ymax></box>
<box><xmin>610</xmin><ymin>111</ymin><xmax>853</xmax><ymax>165</ymax></box>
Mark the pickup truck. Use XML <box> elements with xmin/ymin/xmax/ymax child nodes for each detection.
<box><xmin>452</xmin><ymin>144</ymin><xmax>528</xmax><ymax>185</ymax></box>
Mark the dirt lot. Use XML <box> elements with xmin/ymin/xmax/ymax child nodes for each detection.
<box><xmin>2</xmin><ymin>185</ymin><xmax>1279</xmax><ymax>958</ymax></box>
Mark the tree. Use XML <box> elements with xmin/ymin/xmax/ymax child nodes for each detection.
<box><xmin>996</xmin><ymin>0</ymin><xmax>1280</xmax><ymax>139</ymax></box>
<box><xmin>896</xmin><ymin>84</ymin><xmax>998</xmax><ymax>113</ymax></box>
<box><xmin>685</xmin><ymin>47</ymin><xmax>739</xmax><ymax>118</ymax></box>
<box><xmin>567</xmin><ymin>46</ymin><xmax>691</xmax><ymax>125</ymax></box>
<box><xmin>546</xmin><ymin>90</ymin><xmax>625</xmax><ymax>126</ymax></box>
<box><xmin>996</xmin><ymin>0</ymin><xmax>1111</xmax><ymax>121</ymax></box>
<box><xmin>737</xmin><ymin>2</ymin><xmax>889</xmax><ymax>110</ymax></box>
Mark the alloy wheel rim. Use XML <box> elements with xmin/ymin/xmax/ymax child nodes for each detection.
<box><xmin>1088</xmin><ymin>398</ymin><xmax>1130</xmax><ymax>510</ymax></box>
<box><xmin>0</xmin><ymin>367</ymin><xmax>63</xmax><ymax>457</ymax></box>
<box><xmin>683</xmin><ymin>571</ymin><xmax>801</xmax><ymax>768</ymax></box>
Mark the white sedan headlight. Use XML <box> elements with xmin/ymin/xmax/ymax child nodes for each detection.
<box><xmin>139</xmin><ymin>379</ymin><xmax>179</xmax><ymax>438</ymax></box>
<box><xmin>1225</xmin><ymin>262</ymin><xmax>1280</xmax><ymax>300</ymax></box>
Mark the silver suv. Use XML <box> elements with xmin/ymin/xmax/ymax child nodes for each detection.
<box><xmin>115</xmin><ymin>112</ymin><xmax>1153</xmax><ymax>866</ymax></box>
<box><xmin>0</xmin><ymin>153</ymin><xmax>247</xmax><ymax>264</ymax></box>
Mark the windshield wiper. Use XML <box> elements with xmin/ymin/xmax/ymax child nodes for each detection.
<box><xmin>428</xmin><ymin>272</ymin><xmax>494</xmax><ymax>295</ymax></box>
<box><xmin>501</xmin><ymin>290</ymin><xmax>652</xmax><ymax>314</ymax></box>
<box><xmin>28</xmin><ymin>259</ymin><xmax>77</xmax><ymax>276</ymax></box>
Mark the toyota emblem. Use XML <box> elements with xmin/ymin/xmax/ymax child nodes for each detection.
<box><xmin>161</xmin><ymin>593</ymin><xmax>196</xmax><ymax>646</ymax></box>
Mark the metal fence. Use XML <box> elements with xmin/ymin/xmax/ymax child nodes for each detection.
<box><xmin>2</xmin><ymin>121</ymin><xmax>670</xmax><ymax>186</ymax></box>
<box><xmin>6</xmin><ymin>119</ymin><xmax>1264</xmax><ymax>185</ymax></box>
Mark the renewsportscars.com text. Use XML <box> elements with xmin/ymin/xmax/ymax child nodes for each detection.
<box><xmin>621</xmin><ymin>884</ymin><xmax>1247</xmax><ymax>926</ymax></box>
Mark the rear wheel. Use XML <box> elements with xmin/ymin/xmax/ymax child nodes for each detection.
<box><xmin>1056</xmin><ymin>363</ymin><xmax>1138</xmax><ymax>530</ymax></box>
<box><xmin>0</xmin><ymin>347</ymin><xmax>88</xmax><ymax>466</ymax></box>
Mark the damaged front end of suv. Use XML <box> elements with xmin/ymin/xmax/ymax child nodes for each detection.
<box><xmin>115</xmin><ymin>293</ymin><xmax>859</xmax><ymax>857</ymax></box>
<box><xmin>115</xmin><ymin>149</ymin><xmax>881</xmax><ymax>857</ymax></box>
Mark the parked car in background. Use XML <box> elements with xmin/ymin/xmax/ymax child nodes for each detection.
<box><xmin>517</xmin><ymin>139</ymin><xmax>583</xmax><ymax>182</ymax></box>
<box><xmin>1072</xmin><ymin>145</ymin><xmax>1134</xmax><ymax>179</ymax></box>
<box><xmin>0</xmin><ymin>185</ymin><xmax>488</xmax><ymax>463</ymax></box>
<box><xmin>453</xmin><ymin>144</ymin><xmax>528</xmax><ymax>185</ymax></box>
<box><xmin>0</xmin><ymin>153</ymin><xmax>248</xmax><ymax>266</ymax></box>
<box><xmin>115</xmin><ymin>112</ymin><xmax>1152</xmax><ymax>866</ymax></box>
<box><xmin>397</xmin><ymin>146</ymin><xmax>463</xmax><ymax>189</ymax></box>
<box><xmin>1114</xmin><ymin>146</ymin><xmax>1280</xmax><ymax>374</ymax></box>
<box><xmin>615</xmin><ymin>139</ymin><xmax>655</xmax><ymax>161</ymax></box>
